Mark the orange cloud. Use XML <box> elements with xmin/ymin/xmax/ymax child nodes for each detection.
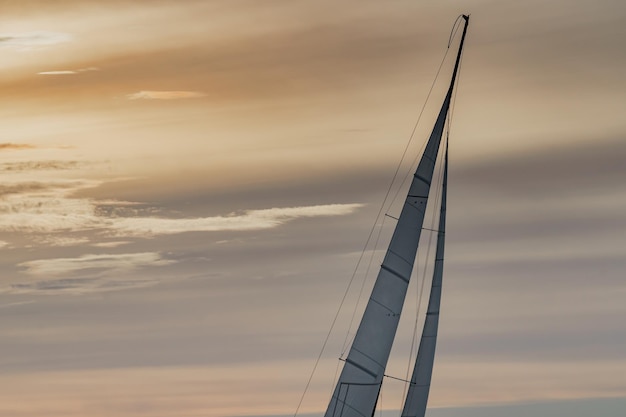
<box><xmin>0</xmin><ymin>143</ymin><xmax>35</xmax><ymax>150</ymax></box>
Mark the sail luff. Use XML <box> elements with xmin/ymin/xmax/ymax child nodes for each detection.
<box><xmin>400</xmin><ymin>143</ymin><xmax>448</xmax><ymax>417</ymax></box>
<box><xmin>400</xmin><ymin>16</ymin><xmax>469</xmax><ymax>417</ymax></box>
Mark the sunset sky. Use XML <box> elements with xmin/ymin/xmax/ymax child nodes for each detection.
<box><xmin>1</xmin><ymin>1</ymin><xmax>626</xmax><ymax>417</ymax></box>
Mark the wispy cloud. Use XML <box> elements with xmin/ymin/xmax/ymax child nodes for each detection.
<box><xmin>18</xmin><ymin>252</ymin><xmax>174</xmax><ymax>276</ymax></box>
<box><xmin>0</xmin><ymin>176</ymin><xmax>364</xmax><ymax>245</ymax></box>
<box><xmin>38</xmin><ymin>70</ymin><xmax>76</xmax><ymax>75</ymax></box>
<box><xmin>2</xmin><ymin>160</ymin><xmax>82</xmax><ymax>171</ymax></box>
<box><xmin>91</xmin><ymin>241</ymin><xmax>131</xmax><ymax>248</ymax></box>
<box><xmin>38</xmin><ymin>67</ymin><xmax>99</xmax><ymax>75</ymax></box>
<box><xmin>5</xmin><ymin>277</ymin><xmax>157</xmax><ymax>295</ymax></box>
<box><xmin>0</xmin><ymin>180</ymin><xmax>103</xmax><ymax>235</ymax></box>
<box><xmin>111</xmin><ymin>204</ymin><xmax>365</xmax><ymax>236</ymax></box>
<box><xmin>0</xmin><ymin>181</ymin><xmax>76</xmax><ymax>197</ymax></box>
<box><xmin>126</xmin><ymin>90</ymin><xmax>206</xmax><ymax>100</ymax></box>
<box><xmin>5</xmin><ymin>252</ymin><xmax>174</xmax><ymax>295</ymax></box>
<box><xmin>0</xmin><ymin>300</ymin><xmax>35</xmax><ymax>309</ymax></box>
<box><xmin>0</xmin><ymin>143</ymin><xmax>35</xmax><ymax>151</ymax></box>
<box><xmin>30</xmin><ymin>236</ymin><xmax>90</xmax><ymax>247</ymax></box>
<box><xmin>0</xmin><ymin>31</ymin><xmax>72</xmax><ymax>49</ymax></box>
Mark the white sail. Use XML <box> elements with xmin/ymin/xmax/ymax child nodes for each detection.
<box><xmin>324</xmin><ymin>92</ymin><xmax>451</xmax><ymax>417</ymax></box>
<box><xmin>322</xmin><ymin>15</ymin><xmax>469</xmax><ymax>417</ymax></box>
<box><xmin>401</xmin><ymin>144</ymin><xmax>448</xmax><ymax>417</ymax></box>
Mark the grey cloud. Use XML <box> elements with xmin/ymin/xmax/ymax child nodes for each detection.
<box><xmin>0</xmin><ymin>300</ymin><xmax>35</xmax><ymax>309</ymax></box>
<box><xmin>17</xmin><ymin>252</ymin><xmax>175</xmax><ymax>276</ymax></box>
<box><xmin>454</xmin><ymin>137</ymin><xmax>626</xmax><ymax>198</ymax></box>
<box><xmin>446</xmin><ymin>138</ymin><xmax>626</xmax><ymax>250</ymax></box>
<box><xmin>436</xmin><ymin>318</ymin><xmax>626</xmax><ymax>362</ymax></box>
<box><xmin>5</xmin><ymin>277</ymin><xmax>156</xmax><ymax>295</ymax></box>
<box><xmin>1</xmin><ymin>160</ymin><xmax>83</xmax><ymax>171</ymax></box>
<box><xmin>0</xmin><ymin>182</ymin><xmax>52</xmax><ymax>197</ymax></box>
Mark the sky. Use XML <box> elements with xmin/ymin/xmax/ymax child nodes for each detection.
<box><xmin>1</xmin><ymin>1</ymin><xmax>626</xmax><ymax>416</ymax></box>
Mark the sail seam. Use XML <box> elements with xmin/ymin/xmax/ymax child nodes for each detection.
<box><xmin>380</xmin><ymin>264</ymin><xmax>409</xmax><ymax>284</ymax></box>
<box><xmin>369</xmin><ymin>297</ymin><xmax>398</xmax><ymax>316</ymax></box>
<box><xmin>333</xmin><ymin>397</ymin><xmax>369</xmax><ymax>417</ymax></box>
<box><xmin>350</xmin><ymin>346</ymin><xmax>386</xmax><ymax>371</ymax></box>
<box><xmin>344</xmin><ymin>358</ymin><xmax>378</xmax><ymax>379</ymax></box>
<box><xmin>413</xmin><ymin>173</ymin><xmax>431</xmax><ymax>185</ymax></box>
<box><xmin>387</xmin><ymin>250</ymin><xmax>413</xmax><ymax>267</ymax></box>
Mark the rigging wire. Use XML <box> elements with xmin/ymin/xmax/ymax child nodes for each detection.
<box><xmin>293</xmin><ymin>15</ymin><xmax>468</xmax><ymax>417</ymax></box>
<box><xmin>340</xmin><ymin>215</ymin><xmax>388</xmax><ymax>356</ymax></box>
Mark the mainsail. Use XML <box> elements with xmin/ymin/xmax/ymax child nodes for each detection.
<box><xmin>323</xmin><ymin>15</ymin><xmax>469</xmax><ymax>417</ymax></box>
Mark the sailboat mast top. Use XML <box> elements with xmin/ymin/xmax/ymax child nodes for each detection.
<box><xmin>447</xmin><ymin>15</ymin><xmax>470</xmax><ymax>98</ymax></box>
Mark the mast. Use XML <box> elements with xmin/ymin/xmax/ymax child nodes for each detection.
<box><xmin>401</xmin><ymin>15</ymin><xmax>468</xmax><ymax>417</ymax></box>
<box><xmin>323</xmin><ymin>15</ymin><xmax>469</xmax><ymax>417</ymax></box>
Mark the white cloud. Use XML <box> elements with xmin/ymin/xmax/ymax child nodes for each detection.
<box><xmin>18</xmin><ymin>252</ymin><xmax>174</xmax><ymax>276</ymax></box>
<box><xmin>0</xmin><ymin>31</ymin><xmax>72</xmax><ymax>49</ymax></box>
<box><xmin>5</xmin><ymin>252</ymin><xmax>173</xmax><ymax>295</ymax></box>
<box><xmin>0</xmin><ymin>178</ymin><xmax>364</xmax><ymax>244</ymax></box>
<box><xmin>38</xmin><ymin>70</ymin><xmax>77</xmax><ymax>75</ymax></box>
<box><xmin>0</xmin><ymin>240</ymin><xmax>8</xmax><ymax>248</ymax></box>
<box><xmin>110</xmin><ymin>204</ymin><xmax>365</xmax><ymax>236</ymax></box>
<box><xmin>0</xmin><ymin>179</ymin><xmax>105</xmax><ymax>234</ymax></box>
<box><xmin>38</xmin><ymin>67</ymin><xmax>99</xmax><ymax>75</ymax></box>
<box><xmin>30</xmin><ymin>236</ymin><xmax>90</xmax><ymax>247</ymax></box>
<box><xmin>91</xmin><ymin>241</ymin><xmax>132</xmax><ymax>248</ymax></box>
<box><xmin>126</xmin><ymin>90</ymin><xmax>206</xmax><ymax>100</ymax></box>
